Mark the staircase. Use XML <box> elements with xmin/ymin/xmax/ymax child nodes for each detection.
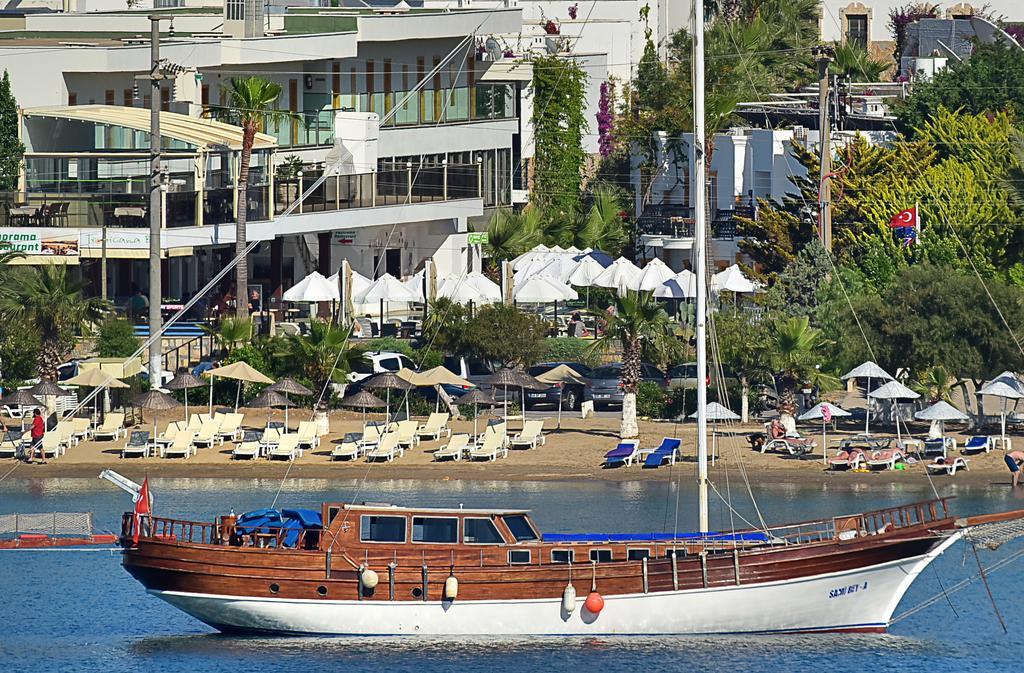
<box><xmin>132</xmin><ymin>323</ymin><xmax>215</xmax><ymax>373</ymax></box>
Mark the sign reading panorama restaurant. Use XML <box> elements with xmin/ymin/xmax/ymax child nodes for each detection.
<box><xmin>0</xmin><ymin>230</ymin><xmax>42</xmax><ymax>253</ymax></box>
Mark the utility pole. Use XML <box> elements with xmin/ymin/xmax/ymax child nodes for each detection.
<box><xmin>146</xmin><ymin>15</ymin><xmax>173</xmax><ymax>386</ymax></box>
<box><xmin>814</xmin><ymin>44</ymin><xmax>835</xmax><ymax>252</ymax></box>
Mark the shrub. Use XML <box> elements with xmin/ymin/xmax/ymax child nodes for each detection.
<box><xmin>0</xmin><ymin>317</ymin><xmax>40</xmax><ymax>387</ymax></box>
<box><xmin>636</xmin><ymin>380</ymin><xmax>668</xmax><ymax>418</ymax></box>
<box><xmin>96</xmin><ymin>317</ymin><xmax>139</xmax><ymax>358</ymax></box>
<box><xmin>542</xmin><ymin>337</ymin><xmax>599</xmax><ymax>367</ymax></box>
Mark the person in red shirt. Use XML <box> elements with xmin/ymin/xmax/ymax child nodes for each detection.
<box><xmin>28</xmin><ymin>408</ymin><xmax>45</xmax><ymax>464</ymax></box>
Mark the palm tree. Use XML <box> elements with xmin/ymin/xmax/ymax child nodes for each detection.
<box><xmin>590</xmin><ymin>291</ymin><xmax>671</xmax><ymax>438</ymax></box>
<box><xmin>830</xmin><ymin>43</ymin><xmax>889</xmax><ymax>82</ymax></box>
<box><xmin>713</xmin><ymin>309</ymin><xmax>771</xmax><ymax>422</ymax></box>
<box><xmin>227</xmin><ymin>76</ymin><xmax>284</xmax><ymax>319</ymax></box>
<box><xmin>206</xmin><ymin>316</ymin><xmax>251</xmax><ymax>354</ymax></box>
<box><xmin>765</xmin><ymin>316</ymin><xmax>836</xmax><ymax>426</ymax></box>
<box><xmin>577</xmin><ymin>187</ymin><xmax>627</xmax><ymax>254</ymax></box>
<box><xmin>485</xmin><ymin>205</ymin><xmax>544</xmax><ymax>266</ymax></box>
<box><xmin>0</xmin><ymin>265</ymin><xmax>106</xmax><ymax>380</ymax></box>
<box><xmin>912</xmin><ymin>365</ymin><xmax>954</xmax><ymax>403</ymax></box>
<box><xmin>280</xmin><ymin>319</ymin><xmax>352</xmax><ymax>407</ymax></box>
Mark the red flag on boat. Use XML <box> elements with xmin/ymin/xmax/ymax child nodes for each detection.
<box><xmin>133</xmin><ymin>477</ymin><xmax>151</xmax><ymax>544</ymax></box>
<box><xmin>889</xmin><ymin>206</ymin><xmax>918</xmax><ymax>228</ymax></box>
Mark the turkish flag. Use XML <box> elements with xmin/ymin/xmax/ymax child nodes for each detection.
<box><xmin>132</xmin><ymin>478</ymin><xmax>152</xmax><ymax>544</ymax></box>
<box><xmin>889</xmin><ymin>207</ymin><xmax>918</xmax><ymax>228</ymax></box>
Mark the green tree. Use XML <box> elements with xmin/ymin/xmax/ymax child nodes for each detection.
<box><xmin>830</xmin><ymin>43</ymin><xmax>889</xmax><ymax>81</ymax></box>
<box><xmin>713</xmin><ymin>309</ymin><xmax>771</xmax><ymax>422</ymax></box>
<box><xmin>279</xmin><ymin>319</ymin><xmax>351</xmax><ymax>407</ymax></box>
<box><xmin>0</xmin><ymin>70</ymin><xmax>22</xmax><ymax>192</ymax></box>
<box><xmin>463</xmin><ymin>304</ymin><xmax>548</xmax><ymax>368</ymax></box>
<box><xmin>765</xmin><ymin>316</ymin><xmax>836</xmax><ymax>425</ymax></box>
<box><xmin>96</xmin><ymin>317</ymin><xmax>139</xmax><ymax>358</ymax></box>
<box><xmin>227</xmin><ymin>76</ymin><xmax>284</xmax><ymax>319</ymax></box>
<box><xmin>590</xmin><ymin>291</ymin><xmax>671</xmax><ymax>438</ymax></box>
<box><xmin>763</xmin><ymin>238</ymin><xmax>833</xmax><ymax>317</ymax></box>
<box><xmin>894</xmin><ymin>40</ymin><xmax>1024</xmax><ymax>133</ymax></box>
<box><xmin>575</xmin><ymin>187</ymin><xmax>628</xmax><ymax>254</ymax></box>
<box><xmin>531</xmin><ymin>55</ymin><xmax>588</xmax><ymax>214</ymax></box>
<box><xmin>0</xmin><ymin>265</ymin><xmax>105</xmax><ymax>381</ymax></box>
<box><xmin>421</xmin><ymin>297</ymin><xmax>471</xmax><ymax>355</ymax></box>
<box><xmin>208</xmin><ymin>316</ymin><xmax>252</xmax><ymax>354</ymax></box>
<box><xmin>485</xmin><ymin>206</ymin><xmax>544</xmax><ymax>265</ymax></box>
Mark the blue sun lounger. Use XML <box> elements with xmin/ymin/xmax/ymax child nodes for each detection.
<box><xmin>603</xmin><ymin>440</ymin><xmax>639</xmax><ymax>466</ymax></box>
<box><xmin>643</xmin><ymin>437</ymin><xmax>682</xmax><ymax>468</ymax></box>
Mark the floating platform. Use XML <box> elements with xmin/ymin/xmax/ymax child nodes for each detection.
<box><xmin>0</xmin><ymin>512</ymin><xmax>115</xmax><ymax>549</ymax></box>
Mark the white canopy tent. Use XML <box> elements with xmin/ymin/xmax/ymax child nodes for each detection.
<box><xmin>653</xmin><ymin>269</ymin><xmax>698</xmax><ymax>299</ymax></box>
<box><xmin>711</xmin><ymin>264</ymin><xmax>760</xmax><ymax>294</ymax></box>
<box><xmin>636</xmin><ymin>258</ymin><xmax>677</xmax><ymax>291</ymax></box>
<box><xmin>978</xmin><ymin>371</ymin><xmax>1024</xmax><ymax>448</ymax></box>
<box><xmin>593</xmin><ymin>257</ymin><xmax>642</xmax><ymax>293</ymax></box>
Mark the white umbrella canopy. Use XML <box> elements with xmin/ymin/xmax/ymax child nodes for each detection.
<box><xmin>567</xmin><ymin>255</ymin><xmax>607</xmax><ymax>287</ymax></box>
<box><xmin>978</xmin><ymin>372</ymin><xmax>1024</xmax><ymax>446</ymax></box>
<box><xmin>798</xmin><ymin>402</ymin><xmax>852</xmax><ymax>421</ymax></box>
<box><xmin>914</xmin><ymin>400</ymin><xmax>969</xmax><ymax>422</ymax></box>
<box><xmin>711</xmin><ymin>264</ymin><xmax>759</xmax><ymax>293</ymax></box>
<box><xmin>842</xmin><ymin>361</ymin><xmax>895</xmax><ymax>381</ymax></box>
<box><xmin>463</xmin><ymin>272</ymin><xmax>501</xmax><ymax>301</ymax></box>
<box><xmin>403</xmin><ymin>269</ymin><xmax>425</xmax><ymax>297</ymax></box>
<box><xmin>653</xmin><ymin>269</ymin><xmax>697</xmax><ymax>299</ymax></box>
<box><xmin>437</xmin><ymin>276</ymin><xmax>494</xmax><ymax>305</ymax></box>
<box><xmin>593</xmin><ymin>257</ymin><xmax>642</xmax><ymax>292</ymax></box>
<box><xmin>328</xmin><ymin>268</ymin><xmax>372</xmax><ymax>298</ymax></box>
<box><xmin>283</xmin><ymin>271</ymin><xmax>340</xmax><ymax>302</ymax></box>
<box><xmin>354</xmin><ymin>273</ymin><xmax>422</xmax><ymax>304</ymax></box>
<box><xmin>689</xmin><ymin>401</ymin><xmax>740</xmax><ymax>421</ymax></box>
<box><xmin>513</xmin><ymin>275</ymin><xmax>578</xmax><ymax>303</ymax></box>
<box><xmin>511</xmin><ymin>244</ymin><xmax>552</xmax><ymax>270</ymax></box>
<box><xmin>868</xmin><ymin>380</ymin><xmax>920</xmax><ymax>400</ymax></box>
<box><xmin>513</xmin><ymin>255</ymin><xmax>562</xmax><ymax>285</ymax></box>
<box><xmin>636</xmin><ymin>258</ymin><xmax>677</xmax><ymax>291</ymax></box>
<box><xmin>537</xmin><ymin>254</ymin><xmax>583</xmax><ymax>283</ymax></box>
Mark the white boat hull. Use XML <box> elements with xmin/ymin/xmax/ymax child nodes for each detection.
<box><xmin>151</xmin><ymin>534</ymin><xmax>960</xmax><ymax>636</ymax></box>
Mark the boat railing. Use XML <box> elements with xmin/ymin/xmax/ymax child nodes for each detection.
<box><xmin>122</xmin><ymin>513</ymin><xmax>322</xmax><ymax>550</ymax></box>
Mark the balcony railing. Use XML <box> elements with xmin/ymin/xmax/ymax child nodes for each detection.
<box><xmin>204</xmin><ymin>83</ymin><xmax>516</xmax><ymax>150</ymax></box>
<box><xmin>0</xmin><ymin>164</ymin><xmax>481</xmax><ymax>229</ymax></box>
<box><xmin>637</xmin><ymin>204</ymin><xmax>749</xmax><ymax>241</ymax></box>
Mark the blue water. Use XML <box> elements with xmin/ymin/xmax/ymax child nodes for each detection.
<box><xmin>3</xmin><ymin>476</ymin><xmax>1024</xmax><ymax>672</ymax></box>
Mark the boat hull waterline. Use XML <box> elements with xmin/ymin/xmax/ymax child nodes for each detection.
<box><xmin>149</xmin><ymin>534</ymin><xmax>960</xmax><ymax>636</ymax></box>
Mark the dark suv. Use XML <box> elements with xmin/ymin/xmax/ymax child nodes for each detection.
<box><xmin>589</xmin><ymin>362</ymin><xmax>668</xmax><ymax>408</ymax></box>
<box><xmin>524</xmin><ymin>362</ymin><xmax>592</xmax><ymax>410</ymax></box>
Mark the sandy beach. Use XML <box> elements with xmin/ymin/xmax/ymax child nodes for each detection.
<box><xmin>2</xmin><ymin>407</ymin><xmax>1016</xmax><ymax>488</ymax></box>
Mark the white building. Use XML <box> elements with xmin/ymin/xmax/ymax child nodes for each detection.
<box><xmin>0</xmin><ymin>4</ymin><xmax>525</xmax><ymax>313</ymax></box>
<box><xmin>631</xmin><ymin>128</ymin><xmax>811</xmax><ymax>272</ymax></box>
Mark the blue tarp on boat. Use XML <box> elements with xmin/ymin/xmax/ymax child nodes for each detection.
<box><xmin>235</xmin><ymin>508</ymin><xmax>323</xmax><ymax>547</ymax></box>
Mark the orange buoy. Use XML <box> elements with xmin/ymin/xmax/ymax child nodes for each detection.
<box><xmin>584</xmin><ymin>591</ymin><xmax>604</xmax><ymax>614</ymax></box>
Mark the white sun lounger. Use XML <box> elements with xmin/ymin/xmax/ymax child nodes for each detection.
<box><xmin>510</xmin><ymin>420</ymin><xmax>546</xmax><ymax>449</ymax></box>
<box><xmin>468</xmin><ymin>431</ymin><xmax>506</xmax><ymax>462</ymax></box>
<box><xmin>69</xmin><ymin>417</ymin><xmax>92</xmax><ymax>445</ymax></box>
<box><xmin>215</xmin><ymin>412</ymin><xmax>244</xmax><ymax>442</ymax></box>
<box><xmin>154</xmin><ymin>421</ymin><xmax>184</xmax><ymax>448</ymax></box>
<box><xmin>295</xmin><ymin>421</ymin><xmax>320</xmax><ymax>451</ymax></box>
<box><xmin>161</xmin><ymin>431</ymin><xmax>196</xmax><ymax>458</ymax></box>
<box><xmin>191</xmin><ymin>417</ymin><xmax>223</xmax><ymax>448</ymax></box>
<box><xmin>268</xmin><ymin>434</ymin><xmax>301</xmax><ymax>461</ymax></box>
<box><xmin>330</xmin><ymin>433</ymin><xmax>363</xmax><ymax>461</ymax></box>
<box><xmin>433</xmin><ymin>434</ymin><xmax>470</xmax><ymax>461</ymax></box>
<box><xmin>93</xmin><ymin>412</ymin><xmax>126</xmax><ymax>441</ymax></box>
<box><xmin>121</xmin><ymin>430</ymin><xmax>151</xmax><ymax>458</ymax></box>
<box><xmin>394</xmin><ymin>420</ymin><xmax>420</xmax><ymax>449</ymax></box>
<box><xmin>365</xmin><ymin>432</ymin><xmax>401</xmax><ymax>462</ymax></box>
<box><xmin>926</xmin><ymin>456</ymin><xmax>969</xmax><ymax>475</ymax></box>
<box><xmin>416</xmin><ymin>413</ymin><xmax>450</xmax><ymax>441</ymax></box>
<box><xmin>232</xmin><ymin>431</ymin><xmax>261</xmax><ymax>460</ymax></box>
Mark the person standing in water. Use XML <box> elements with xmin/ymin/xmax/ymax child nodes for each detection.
<box><xmin>1004</xmin><ymin>451</ymin><xmax>1024</xmax><ymax>487</ymax></box>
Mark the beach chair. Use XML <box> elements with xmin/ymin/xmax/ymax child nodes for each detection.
<box><xmin>394</xmin><ymin>420</ymin><xmax>420</xmax><ymax>450</ymax></box>
<box><xmin>93</xmin><ymin>412</ymin><xmax>126</xmax><ymax>441</ymax></box>
<box><xmin>926</xmin><ymin>455</ymin><xmax>969</xmax><ymax>476</ymax></box>
<box><xmin>186</xmin><ymin>414</ymin><xmax>205</xmax><ymax>433</ymax></box>
<box><xmin>365</xmin><ymin>432</ymin><xmax>401</xmax><ymax>462</ymax></box>
<box><xmin>603</xmin><ymin>440</ymin><xmax>640</xmax><ymax>467</ymax></box>
<box><xmin>0</xmin><ymin>429</ymin><xmax>20</xmax><ymax>458</ymax></box>
<box><xmin>268</xmin><ymin>434</ymin><xmax>301</xmax><ymax>461</ymax></box>
<box><xmin>510</xmin><ymin>420</ymin><xmax>546</xmax><ymax>449</ymax></box>
<box><xmin>483</xmin><ymin>419</ymin><xmax>508</xmax><ymax>448</ymax></box>
<box><xmin>215</xmin><ymin>412</ymin><xmax>244</xmax><ymax>442</ymax></box>
<box><xmin>161</xmin><ymin>431</ymin><xmax>196</xmax><ymax>458</ymax></box>
<box><xmin>416</xmin><ymin>413</ymin><xmax>451</xmax><ymax>441</ymax></box>
<box><xmin>259</xmin><ymin>427</ymin><xmax>282</xmax><ymax>457</ymax></box>
<box><xmin>829</xmin><ymin>447</ymin><xmax>868</xmax><ymax>471</ymax></box>
<box><xmin>866</xmin><ymin>448</ymin><xmax>905</xmax><ymax>471</ymax></box>
<box><xmin>922</xmin><ymin>437</ymin><xmax>953</xmax><ymax>459</ymax></box>
<box><xmin>330</xmin><ymin>433</ymin><xmax>363</xmax><ymax>461</ymax></box>
<box><xmin>191</xmin><ymin>417</ymin><xmax>223</xmax><ymax>448</ymax></box>
<box><xmin>433</xmin><ymin>434</ymin><xmax>470</xmax><ymax>461</ymax></box>
<box><xmin>762</xmin><ymin>435</ymin><xmax>815</xmax><ymax>456</ymax></box>
<box><xmin>642</xmin><ymin>437</ymin><xmax>683</xmax><ymax>468</ymax></box>
<box><xmin>295</xmin><ymin>421</ymin><xmax>320</xmax><ymax>451</ymax></box>
<box><xmin>69</xmin><ymin>417</ymin><xmax>92</xmax><ymax>445</ymax></box>
<box><xmin>121</xmin><ymin>430</ymin><xmax>151</xmax><ymax>459</ymax></box>
<box><xmin>468</xmin><ymin>431</ymin><xmax>506</xmax><ymax>462</ymax></box>
<box><xmin>36</xmin><ymin>432</ymin><xmax>64</xmax><ymax>460</ymax></box>
<box><xmin>51</xmin><ymin>422</ymin><xmax>75</xmax><ymax>453</ymax></box>
<box><xmin>962</xmin><ymin>436</ymin><xmax>993</xmax><ymax>455</ymax></box>
<box><xmin>358</xmin><ymin>422</ymin><xmax>387</xmax><ymax>450</ymax></box>
<box><xmin>232</xmin><ymin>430</ymin><xmax>261</xmax><ymax>460</ymax></box>
<box><xmin>153</xmin><ymin>421</ymin><xmax>183</xmax><ymax>449</ymax></box>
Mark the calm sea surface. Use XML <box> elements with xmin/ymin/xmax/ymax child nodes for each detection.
<box><xmin>2</xmin><ymin>475</ymin><xmax>1024</xmax><ymax>673</ymax></box>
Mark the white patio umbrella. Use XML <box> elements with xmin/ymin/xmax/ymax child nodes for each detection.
<box><xmin>437</xmin><ymin>275</ymin><xmax>493</xmax><ymax>305</ymax></box>
<box><xmin>513</xmin><ymin>255</ymin><xmax>561</xmax><ymax>285</ymax></box>
<box><xmin>689</xmin><ymin>401</ymin><xmax>739</xmax><ymax>466</ymax></box>
<box><xmin>799</xmin><ymin>402</ymin><xmax>852</xmax><ymax>464</ymax></box>
<box><xmin>567</xmin><ymin>255</ymin><xmax>607</xmax><ymax>308</ymax></box>
<box><xmin>536</xmin><ymin>254</ymin><xmax>583</xmax><ymax>283</ymax></box>
<box><xmin>354</xmin><ymin>273</ymin><xmax>422</xmax><ymax>332</ymax></box>
<box><xmin>328</xmin><ymin>268</ymin><xmax>372</xmax><ymax>296</ymax></box>
<box><xmin>511</xmin><ymin>244</ymin><xmax>552</xmax><ymax>270</ymax></box>
<box><xmin>978</xmin><ymin>372</ymin><xmax>1024</xmax><ymax>448</ymax></box>
<box><xmin>636</xmin><ymin>258</ymin><xmax>677</xmax><ymax>291</ymax></box>
<box><xmin>282</xmin><ymin>271</ymin><xmax>340</xmax><ymax>302</ymax></box>
<box><xmin>403</xmin><ymin>269</ymin><xmax>426</xmax><ymax>298</ymax></box>
<box><xmin>711</xmin><ymin>264</ymin><xmax>759</xmax><ymax>294</ymax></box>
<box><xmin>842</xmin><ymin>361</ymin><xmax>895</xmax><ymax>435</ymax></box>
<box><xmin>868</xmin><ymin>380</ymin><xmax>920</xmax><ymax>444</ymax></box>
<box><xmin>513</xmin><ymin>275</ymin><xmax>578</xmax><ymax>303</ymax></box>
<box><xmin>463</xmin><ymin>272</ymin><xmax>502</xmax><ymax>302</ymax></box>
<box><xmin>914</xmin><ymin>400</ymin><xmax>969</xmax><ymax>441</ymax></box>
<box><xmin>653</xmin><ymin>269</ymin><xmax>698</xmax><ymax>299</ymax></box>
<box><xmin>593</xmin><ymin>257</ymin><xmax>642</xmax><ymax>293</ymax></box>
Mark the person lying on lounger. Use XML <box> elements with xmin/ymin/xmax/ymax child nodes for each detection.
<box><xmin>1005</xmin><ymin>451</ymin><xmax>1024</xmax><ymax>487</ymax></box>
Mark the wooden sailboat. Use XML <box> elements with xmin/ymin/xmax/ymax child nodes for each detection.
<box><xmin>115</xmin><ymin>4</ymin><xmax>1024</xmax><ymax>637</ymax></box>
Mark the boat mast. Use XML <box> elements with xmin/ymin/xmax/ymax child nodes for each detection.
<box><xmin>692</xmin><ymin>0</ymin><xmax>709</xmax><ymax>533</ymax></box>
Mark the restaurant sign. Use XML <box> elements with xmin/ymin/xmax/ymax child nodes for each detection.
<box><xmin>0</xmin><ymin>229</ymin><xmax>78</xmax><ymax>256</ymax></box>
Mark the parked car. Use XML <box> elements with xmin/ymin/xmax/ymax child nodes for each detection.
<box><xmin>589</xmin><ymin>362</ymin><xmax>668</xmax><ymax>408</ymax></box>
<box><xmin>347</xmin><ymin>351</ymin><xmax>417</xmax><ymax>384</ymax></box>
<box><xmin>524</xmin><ymin>362</ymin><xmax>592</xmax><ymax>410</ymax></box>
<box><xmin>667</xmin><ymin>362</ymin><xmax>738</xmax><ymax>390</ymax></box>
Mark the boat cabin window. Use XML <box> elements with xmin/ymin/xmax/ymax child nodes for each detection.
<box><xmin>627</xmin><ymin>548</ymin><xmax>650</xmax><ymax>561</ymax></box>
<box><xmin>551</xmin><ymin>549</ymin><xmax>574</xmax><ymax>564</ymax></box>
<box><xmin>360</xmin><ymin>515</ymin><xmax>407</xmax><ymax>543</ymax></box>
<box><xmin>589</xmin><ymin>548</ymin><xmax>613</xmax><ymax>563</ymax></box>
<box><xmin>503</xmin><ymin>514</ymin><xmax>539</xmax><ymax>542</ymax></box>
<box><xmin>327</xmin><ymin>507</ymin><xmax>341</xmax><ymax>526</ymax></box>
<box><xmin>412</xmin><ymin>516</ymin><xmax>458</xmax><ymax>544</ymax></box>
<box><xmin>508</xmin><ymin>550</ymin><xmax>531</xmax><ymax>564</ymax></box>
<box><xmin>463</xmin><ymin>517</ymin><xmax>504</xmax><ymax>544</ymax></box>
